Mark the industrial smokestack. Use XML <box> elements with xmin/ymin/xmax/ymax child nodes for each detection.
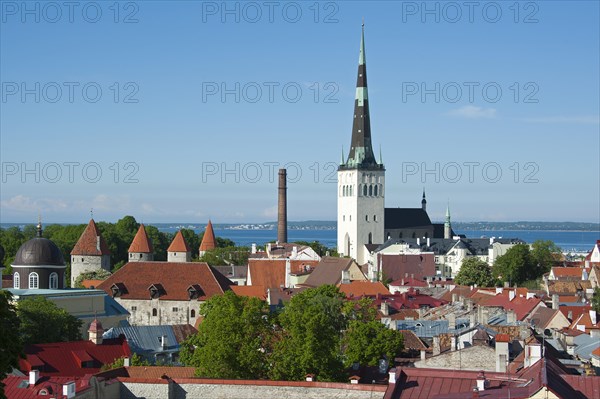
<box><xmin>278</xmin><ymin>169</ymin><xmax>288</xmax><ymax>244</ymax></box>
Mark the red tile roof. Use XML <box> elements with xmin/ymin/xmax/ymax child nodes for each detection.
<box><xmin>81</xmin><ymin>279</ymin><xmax>105</xmax><ymax>289</ymax></box>
<box><xmin>569</xmin><ymin>311</ymin><xmax>600</xmax><ymax>330</ymax></box>
<box><xmin>199</xmin><ymin>220</ymin><xmax>216</xmax><ymax>252</ymax></box>
<box><xmin>128</xmin><ymin>224</ymin><xmax>153</xmax><ymax>253</ymax></box>
<box><xmin>71</xmin><ymin>219</ymin><xmax>111</xmax><ymax>255</ymax></box>
<box><xmin>495</xmin><ymin>333</ymin><xmax>510</xmax><ymax>343</ymax></box>
<box><xmin>561</xmin><ymin>374</ymin><xmax>600</xmax><ymax>399</ymax></box>
<box><xmin>231</xmin><ymin>284</ymin><xmax>267</xmax><ymax>300</ymax></box>
<box><xmin>168</xmin><ymin>230</ymin><xmax>190</xmax><ymax>252</ymax></box>
<box><xmin>389</xmin><ymin>277</ymin><xmax>428</xmax><ymax>288</ymax></box>
<box><xmin>338</xmin><ymin>281</ymin><xmax>390</xmax><ymax>298</ymax></box>
<box><xmin>558</xmin><ymin>305</ymin><xmax>592</xmax><ymax>321</ymax></box>
<box><xmin>551</xmin><ymin>267</ymin><xmax>585</xmax><ymax>278</ymax></box>
<box><xmin>398</xmin><ymin>330</ymin><xmax>427</xmax><ymax>351</ymax></box>
<box><xmin>19</xmin><ymin>337</ymin><xmax>130</xmax><ymax>377</ymax></box>
<box><xmin>97</xmin><ymin>262</ymin><xmax>233</xmax><ymax>301</ymax></box>
<box><xmin>483</xmin><ymin>295</ymin><xmax>543</xmax><ymax>321</ymax></box>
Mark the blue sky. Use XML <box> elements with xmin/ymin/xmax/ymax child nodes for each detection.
<box><xmin>1</xmin><ymin>0</ymin><xmax>599</xmax><ymax>224</ymax></box>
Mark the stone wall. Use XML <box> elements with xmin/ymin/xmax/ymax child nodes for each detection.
<box><xmin>71</xmin><ymin>255</ymin><xmax>111</xmax><ymax>286</ymax></box>
<box><xmin>118</xmin><ymin>380</ymin><xmax>387</xmax><ymax>399</ymax></box>
<box><xmin>117</xmin><ymin>298</ymin><xmax>201</xmax><ymax>326</ymax></box>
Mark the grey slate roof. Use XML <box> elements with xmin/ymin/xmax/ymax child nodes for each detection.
<box><xmin>103</xmin><ymin>324</ymin><xmax>197</xmax><ymax>359</ymax></box>
<box><xmin>395</xmin><ymin>318</ymin><xmax>472</xmax><ymax>338</ymax></box>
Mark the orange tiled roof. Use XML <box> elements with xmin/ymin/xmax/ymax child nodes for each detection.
<box><xmin>168</xmin><ymin>230</ymin><xmax>190</xmax><ymax>252</ymax></box>
<box><xmin>338</xmin><ymin>281</ymin><xmax>390</xmax><ymax>297</ymax></box>
<box><xmin>248</xmin><ymin>259</ymin><xmax>319</xmax><ymax>288</ymax></box>
<box><xmin>97</xmin><ymin>262</ymin><xmax>232</xmax><ymax>301</ymax></box>
<box><xmin>231</xmin><ymin>284</ymin><xmax>267</xmax><ymax>300</ymax></box>
<box><xmin>71</xmin><ymin>219</ymin><xmax>111</xmax><ymax>256</ymax></box>
<box><xmin>199</xmin><ymin>220</ymin><xmax>216</xmax><ymax>252</ymax></box>
<box><xmin>128</xmin><ymin>224</ymin><xmax>153</xmax><ymax>253</ymax></box>
<box><xmin>81</xmin><ymin>279</ymin><xmax>105</xmax><ymax>289</ymax></box>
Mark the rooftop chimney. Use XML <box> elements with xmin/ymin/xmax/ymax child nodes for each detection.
<box><xmin>476</xmin><ymin>371</ymin><xmax>488</xmax><ymax>391</ymax></box>
<box><xmin>251</xmin><ymin>243</ymin><xmax>257</xmax><ymax>254</ymax></box>
<box><xmin>590</xmin><ymin>310</ymin><xmax>597</xmax><ymax>325</ymax></box>
<box><xmin>552</xmin><ymin>294</ymin><xmax>559</xmax><ymax>309</ymax></box>
<box><xmin>432</xmin><ymin>336</ymin><xmax>441</xmax><ymax>356</ymax></box>
<box><xmin>509</xmin><ymin>290</ymin><xmax>516</xmax><ymax>301</ymax></box>
<box><xmin>161</xmin><ymin>335</ymin><xmax>167</xmax><ymax>350</ymax></box>
<box><xmin>29</xmin><ymin>370</ymin><xmax>40</xmax><ymax>386</ymax></box>
<box><xmin>506</xmin><ymin>309</ymin><xmax>517</xmax><ymax>324</ymax></box>
<box><xmin>388</xmin><ymin>368</ymin><xmax>397</xmax><ymax>384</ymax></box>
<box><xmin>277</xmin><ymin>169</ymin><xmax>288</xmax><ymax>244</ymax></box>
<box><xmin>381</xmin><ymin>302</ymin><xmax>390</xmax><ymax>316</ymax></box>
<box><xmin>341</xmin><ymin>270</ymin><xmax>350</xmax><ymax>284</ymax></box>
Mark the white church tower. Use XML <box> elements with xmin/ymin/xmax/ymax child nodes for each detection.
<box><xmin>337</xmin><ymin>24</ymin><xmax>385</xmax><ymax>266</ymax></box>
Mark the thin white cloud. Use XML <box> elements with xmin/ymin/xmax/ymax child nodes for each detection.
<box><xmin>261</xmin><ymin>205</ymin><xmax>278</xmax><ymax>219</ymax></box>
<box><xmin>445</xmin><ymin>105</ymin><xmax>497</xmax><ymax>119</ymax></box>
<box><xmin>519</xmin><ymin>115</ymin><xmax>600</xmax><ymax>125</ymax></box>
<box><xmin>0</xmin><ymin>195</ymin><xmax>68</xmax><ymax>213</ymax></box>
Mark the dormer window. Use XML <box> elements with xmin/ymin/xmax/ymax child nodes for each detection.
<box><xmin>110</xmin><ymin>283</ymin><xmax>127</xmax><ymax>298</ymax></box>
<box><xmin>187</xmin><ymin>284</ymin><xmax>204</xmax><ymax>300</ymax></box>
<box><xmin>148</xmin><ymin>284</ymin><xmax>164</xmax><ymax>299</ymax></box>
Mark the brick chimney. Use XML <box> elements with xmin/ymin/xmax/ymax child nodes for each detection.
<box><xmin>277</xmin><ymin>169</ymin><xmax>288</xmax><ymax>244</ymax></box>
<box><xmin>29</xmin><ymin>370</ymin><xmax>40</xmax><ymax>386</ymax></box>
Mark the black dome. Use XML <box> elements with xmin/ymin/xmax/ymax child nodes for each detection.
<box><xmin>13</xmin><ymin>237</ymin><xmax>65</xmax><ymax>266</ymax></box>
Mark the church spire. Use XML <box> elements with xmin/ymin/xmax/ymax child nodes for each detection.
<box><xmin>345</xmin><ymin>23</ymin><xmax>378</xmax><ymax>169</ymax></box>
<box><xmin>421</xmin><ymin>189</ymin><xmax>427</xmax><ymax>211</ymax></box>
<box><xmin>444</xmin><ymin>202</ymin><xmax>452</xmax><ymax>239</ymax></box>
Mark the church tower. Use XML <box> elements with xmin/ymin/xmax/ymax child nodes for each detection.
<box><xmin>444</xmin><ymin>203</ymin><xmax>452</xmax><ymax>239</ymax></box>
<box><xmin>71</xmin><ymin>219</ymin><xmax>111</xmax><ymax>286</ymax></box>
<box><xmin>337</xmin><ymin>24</ymin><xmax>385</xmax><ymax>265</ymax></box>
<box><xmin>128</xmin><ymin>224</ymin><xmax>154</xmax><ymax>262</ymax></box>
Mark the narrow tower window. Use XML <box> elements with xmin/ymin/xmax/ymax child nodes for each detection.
<box><xmin>13</xmin><ymin>272</ymin><xmax>20</xmax><ymax>289</ymax></box>
<box><xmin>28</xmin><ymin>272</ymin><xmax>39</xmax><ymax>289</ymax></box>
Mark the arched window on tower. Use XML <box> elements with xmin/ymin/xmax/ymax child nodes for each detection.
<box><xmin>13</xmin><ymin>272</ymin><xmax>20</xmax><ymax>289</ymax></box>
<box><xmin>374</xmin><ymin>215</ymin><xmax>377</xmax><ymax>222</ymax></box>
<box><xmin>191</xmin><ymin>309</ymin><xmax>196</xmax><ymax>318</ymax></box>
<box><xmin>350</xmin><ymin>185</ymin><xmax>353</xmax><ymax>196</ymax></box>
<box><xmin>152</xmin><ymin>308</ymin><xmax>158</xmax><ymax>317</ymax></box>
<box><xmin>49</xmin><ymin>272</ymin><xmax>58</xmax><ymax>289</ymax></box>
<box><xmin>28</xmin><ymin>272</ymin><xmax>39</xmax><ymax>289</ymax></box>
<box><xmin>368</xmin><ymin>233</ymin><xmax>373</xmax><ymax>245</ymax></box>
<box><xmin>369</xmin><ymin>185</ymin><xmax>373</xmax><ymax>196</ymax></box>
<box><xmin>363</xmin><ymin>185</ymin><xmax>368</xmax><ymax>196</ymax></box>
<box><xmin>374</xmin><ymin>185</ymin><xmax>378</xmax><ymax>196</ymax></box>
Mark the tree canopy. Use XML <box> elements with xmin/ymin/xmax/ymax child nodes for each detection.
<box><xmin>180</xmin><ymin>291</ymin><xmax>273</xmax><ymax>379</ymax></box>
<box><xmin>0</xmin><ymin>291</ymin><xmax>22</xmax><ymax>399</ymax></box>
<box><xmin>592</xmin><ymin>287</ymin><xmax>600</xmax><ymax>314</ymax></box>
<box><xmin>492</xmin><ymin>240</ymin><xmax>562</xmax><ymax>286</ymax></box>
<box><xmin>16</xmin><ymin>296</ymin><xmax>82</xmax><ymax>345</ymax></box>
<box><xmin>73</xmin><ymin>269</ymin><xmax>112</xmax><ymax>288</ymax></box>
<box><xmin>455</xmin><ymin>258</ymin><xmax>494</xmax><ymax>287</ymax></box>
<box><xmin>180</xmin><ymin>286</ymin><xmax>404</xmax><ymax>382</ymax></box>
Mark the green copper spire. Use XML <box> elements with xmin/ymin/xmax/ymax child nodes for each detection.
<box><xmin>359</xmin><ymin>21</ymin><xmax>366</xmax><ymax>66</ymax></box>
<box><xmin>341</xmin><ymin>146</ymin><xmax>345</xmax><ymax>165</ymax></box>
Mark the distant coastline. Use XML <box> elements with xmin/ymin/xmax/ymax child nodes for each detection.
<box><xmin>1</xmin><ymin>220</ymin><xmax>599</xmax><ymax>232</ymax></box>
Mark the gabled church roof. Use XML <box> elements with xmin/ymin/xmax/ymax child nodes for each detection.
<box><xmin>199</xmin><ymin>220</ymin><xmax>216</xmax><ymax>252</ymax></box>
<box><xmin>384</xmin><ymin>208</ymin><xmax>432</xmax><ymax>229</ymax></box>
<box><xmin>128</xmin><ymin>224</ymin><xmax>153</xmax><ymax>253</ymax></box>
<box><xmin>71</xmin><ymin>219</ymin><xmax>111</xmax><ymax>256</ymax></box>
<box><xmin>168</xmin><ymin>230</ymin><xmax>190</xmax><ymax>253</ymax></box>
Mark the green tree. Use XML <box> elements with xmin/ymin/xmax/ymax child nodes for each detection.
<box><xmin>455</xmin><ymin>258</ymin><xmax>495</xmax><ymax>287</ymax></box>
<box><xmin>0</xmin><ymin>291</ymin><xmax>23</xmax><ymax>399</ymax></box>
<box><xmin>492</xmin><ymin>244</ymin><xmax>534</xmax><ymax>286</ymax></box>
<box><xmin>343</xmin><ymin>320</ymin><xmax>404</xmax><ymax>367</ymax></box>
<box><xmin>269</xmin><ymin>285</ymin><xmax>347</xmax><ymax>382</ymax></box>
<box><xmin>198</xmin><ymin>246</ymin><xmax>249</xmax><ymax>266</ymax></box>
<box><xmin>592</xmin><ymin>287</ymin><xmax>600</xmax><ymax>314</ymax></box>
<box><xmin>73</xmin><ymin>269</ymin><xmax>112</xmax><ymax>288</ymax></box>
<box><xmin>180</xmin><ymin>229</ymin><xmax>201</xmax><ymax>258</ymax></box>
<box><xmin>530</xmin><ymin>240</ymin><xmax>561</xmax><ymax>277</ymax></box>
<box><xmin>180</xmin><ymin>291</ymin><xmax>273</xmax><ymax>379</ymax></box>
<box><xmin>16</xmin><ymin>296</ymin><xmax>82</xmax><ymax>345</ymax></box>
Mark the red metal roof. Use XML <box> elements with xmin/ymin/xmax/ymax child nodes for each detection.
<box><xmin>97</xmin><ymin>262</ymin><xmax>233</xmax><ymax>301</ymax></box>
<box><xmin>483</xmin><ymin>295</ymin><xmax>542</xmax><ymax>321</ymax></box>
<box><xmin>2</xmin><ymin>375</ymin><xmax>92</xmax><ymax>399</ymax></box>
<box><xmin>128</xmin><ymin>224</ymin><xmax>153</xmax><ymax>253</ymax></box>
<box><xmin>19</xmin><ymin>337</ymin><xmax>130</xmax><ymax>377</ymax></box>
<box><xmin>71</xmin><ymin>219</ymin><xmax>111</xmax><ymax>256</ymax></box>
